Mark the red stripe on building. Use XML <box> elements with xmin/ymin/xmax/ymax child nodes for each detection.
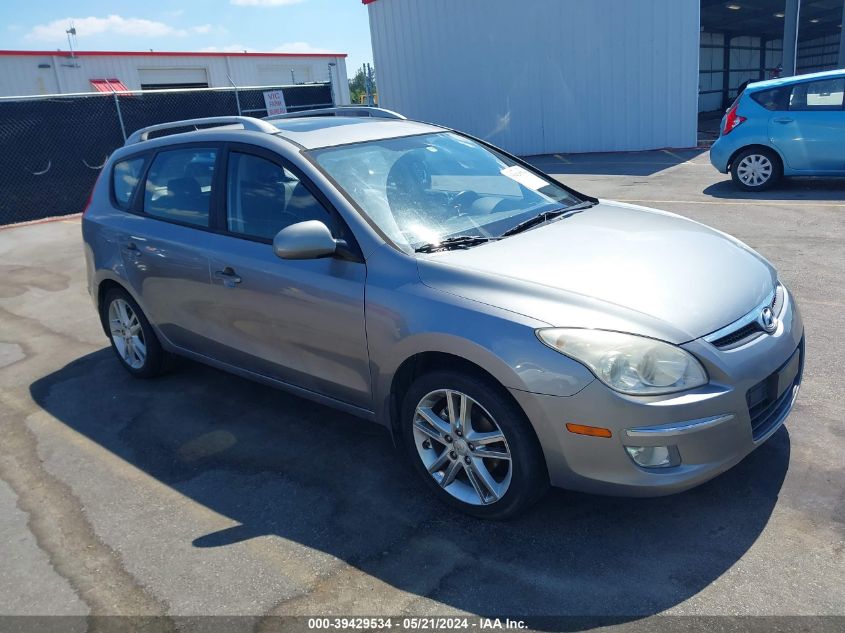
<box><xmin>0</xmin><ymin>50</ymin><xmax>347</xmax><ymax>59</ymax></box>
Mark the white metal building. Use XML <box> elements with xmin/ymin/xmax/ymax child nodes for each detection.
<box><xmin>366</xmin><ymin>0</ymin><xmax>845</xmax><ymax>155</ymax></box>
<box><xmin>367</xmin><ymin>0</ymin><xmax>701</xmax><ymax>155</ymax></box>
<box><xmin>0</xmin><ymin>50</ymin><xmax>350</xmax><ymax>103</ymax></box>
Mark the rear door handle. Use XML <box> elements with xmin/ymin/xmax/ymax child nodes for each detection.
<box><xmin>214</xmin><ymin>266</ymin><xmax>242</xmax><ymax>288</ymax></box>
<box><xmin>773</xmin><ymin>117</ymin><xmax>794</xmax><ymax>124</ymax></box>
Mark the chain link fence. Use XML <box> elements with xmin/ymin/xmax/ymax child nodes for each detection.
<box><xmin>0</xmin><ymin>83</ymin><xmax>333</xmax><ymax>225</ymax></box>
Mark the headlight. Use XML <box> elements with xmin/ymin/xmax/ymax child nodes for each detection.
<box><xmin>536</xmin><ymin>328</ymin><xmax>707</xmax><ymax>395</ymax></box>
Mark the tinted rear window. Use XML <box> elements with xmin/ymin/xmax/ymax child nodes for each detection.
<box><xmin>112</xmin><ymin>157</ymin><xmax>145</xmax><ymax>208</ymax></box>
<box><xmin>750</xmin><ymin>87</ymin><xmax>789</xmax><ymax>111</ymax></box>
<box><xmin>143</xmin><ymin>148</ymin><xmax>217</xmax><ymax>227</ymax></box>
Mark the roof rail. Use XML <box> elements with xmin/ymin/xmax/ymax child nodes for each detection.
<box><xmin>125</xmin><ymin>116</ymin><xmax>279</xmax><ymax>145</ymax></box>
<box><xmin>264</xmin><ymin>106</ymin><xmax>406</xmax><ymax>121</ymax></box>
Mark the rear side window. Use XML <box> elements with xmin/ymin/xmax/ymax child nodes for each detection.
<box><xmin>789</xmin><ymin>78</ymin><xmax>845</xmax><ymax>111</ymax></box>
<box><xmin>112</xmin><ymin>157</ymin><xmax>145</xmax><ymax>208</ymax></box>
<box><xmin>226</xmin><ymin>152</ymin><xmax>336</xmax><ymax>240</ymax></box>
<box><xmin>144</xmin><ymin>148</ymin><xmax>217</xmax><ymax>227</ymax></box>
<box><xmin>750</xmin><ymin>88</ymin><xmax>789</xmax><ymax>111</ymax></box>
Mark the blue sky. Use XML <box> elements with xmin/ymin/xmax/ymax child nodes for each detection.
<box><xmin>0</xmin><ymin>0</ymin><xmax>374</xmax><ymax>75</ymax></box>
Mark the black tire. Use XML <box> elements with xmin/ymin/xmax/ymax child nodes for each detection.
<box><xmin>400</xmin><ymin>370</ymin><xmax>549</xmax><ymax>520</ymax></box>
<box><xmin>730</xmin><ymin>147</ymin><xmax>782</xmax><ymax>191</ymax></box>
<box><xmin>101</xmin><ymin>287</ymin><xmax>167</xmax><ymax>378</ymax></box>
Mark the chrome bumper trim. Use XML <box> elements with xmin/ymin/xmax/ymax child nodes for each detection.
<box><xmin>625</xmin><ymin>413</ymin><xmax>735</xmax><ymax>438</ymax></box>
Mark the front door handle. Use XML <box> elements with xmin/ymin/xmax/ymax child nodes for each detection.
<box><xmin>214</xmin><ymin>266</ymin><xmax>242</xmax><ymax>288</ymax></box>
<box><xmin>773</xmin><ymin>117</ymin><xmax>794</xmax><ymax>124</ymax></box>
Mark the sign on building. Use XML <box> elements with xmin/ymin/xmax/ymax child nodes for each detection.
<box><xmin>263</xmin><ymin>90</ymin><xmax>287</xmax><ymax>116</ymax></box>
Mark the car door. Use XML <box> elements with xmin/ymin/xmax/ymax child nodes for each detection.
<box><xmin>769</xmin><ymin>77</ymin><xmax>845</xmax><ymax>173</ymax></box>
<box><xmin>117</xmin><ymin>143</ymin><xmax>223</xmax><ymax>352</ymax></box>
<box><xmin>199</xmin><ymin>144</ymin><xmax>371</xmax><ymax>410</ymax></box>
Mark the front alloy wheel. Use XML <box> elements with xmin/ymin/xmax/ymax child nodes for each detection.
<box><xmin>401</xmin><ymin>370</ymin><xmax>548</xmax><ymax>519</ymax></box>
<box><xmin>413</xmin><ymin>389</ymin><xmax>512</xmax><ymax>505</ymax></box>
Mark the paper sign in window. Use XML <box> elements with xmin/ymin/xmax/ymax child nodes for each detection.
<box><xmin>500</xmin><ymin>165</ymin><xmax>549</xmax><ymax>191</ymax></box>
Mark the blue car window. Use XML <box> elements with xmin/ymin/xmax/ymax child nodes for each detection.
<box><xmin>789</xmin><ymin>78</ymin><xmax>845</xmax><ymax>111</ymax></box>
<box><xmin>750</xmin><ymin>88</ymin><xmax>789</xmax><ymax>111</ymax></box>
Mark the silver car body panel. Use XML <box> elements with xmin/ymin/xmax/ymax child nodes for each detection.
<box><xmin>83</xmin><ymin>116</ymin><xmax>804</xmax><ymax>498</ymax></box>
<box><xmin>418</xmin><ymin>200</ymin><xmax>776</xmax><ymax>344</ymax></box>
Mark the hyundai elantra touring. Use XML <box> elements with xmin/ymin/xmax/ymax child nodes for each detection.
<box><xmin>83</xmin><ymin>108</ymin><xmax>804</xmax><ymax>518</ymax></box>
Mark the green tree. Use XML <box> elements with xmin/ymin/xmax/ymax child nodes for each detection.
<box><xmin>348</xmin><ymin>65</ymin><xmax>376</xmax><ymax>104</ymax></box>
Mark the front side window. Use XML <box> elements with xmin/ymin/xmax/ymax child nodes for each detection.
<box><xmin>226</xmin><ymin>152</ymin><xmax>335</xmax><ymax>240</ymax></box>
<box><xmin>790</xmin><ymin>78</ymin><xmax>845</xmax><ymax>111</ymax></box>
<box><xmin>310</xmin><ymin>132</ymin><xmax>581</xmax><ymax>249</ymax></box>
<box><xmin>144</xmin><ymin>148</ymin><xmax>217</xmax><ymax>227</ymax></box>
<box><xmin>112</xmin><ymin>157</ymin><xmax>145</xmax><ymax>207</ymax></box>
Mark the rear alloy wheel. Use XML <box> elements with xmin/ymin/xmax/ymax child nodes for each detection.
<box><xmin>731</xmin><ymin>148</ymin><xmax>782</xmax><ymax>191</ymax></box>
<box><xmin>102</xmin><ymin>288</ymin><xmax>166</xmax><ymax>378</ymax></box>
<box><xmin>401</xmin><ymin>371</ymin><xmax>548</xmax><ymax>519</ymax></box>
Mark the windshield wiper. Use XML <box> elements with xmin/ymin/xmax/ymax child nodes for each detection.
<box><xmin>500</xmin><ymin>200</ymin><xmax>596</xmax><ymax>238</ymax></box>
<box><xmin>414</xmin><ymin>235</ymin><xmax>499</xmax><ymax>253</ymax></box>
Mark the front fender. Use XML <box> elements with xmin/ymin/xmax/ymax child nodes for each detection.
<box><xmin>365</xmin><ymin>249</ymin><xmax>596</xmax><ymax>427</ymax></box>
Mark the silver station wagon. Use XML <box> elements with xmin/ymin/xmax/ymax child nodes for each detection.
<box><xmin>83</xmin><ymin>108</ymin><xmax>804</xmax><ymax>519</ymax></box>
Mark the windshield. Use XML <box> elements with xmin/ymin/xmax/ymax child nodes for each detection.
<box><xmin>310</xmin><ymin>132</ymin><xmax>582</xmax><ymax>249</ymax></box>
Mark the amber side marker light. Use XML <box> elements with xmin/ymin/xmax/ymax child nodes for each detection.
<box><xmin>566</xmin><ymin>423</ymin><xmax>613</xmax><ymax>438</ymax></box>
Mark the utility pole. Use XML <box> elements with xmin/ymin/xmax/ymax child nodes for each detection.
<box><xmin>364</xmin><ymin>64</ymin><xmax>373</xmax><ymax>106</ymax></box>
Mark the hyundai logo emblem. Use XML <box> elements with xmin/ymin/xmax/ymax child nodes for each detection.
<box><xmin>758</xmin><ymin>306</ymin><xmax>777</xmax><ymax>333</ymax></box>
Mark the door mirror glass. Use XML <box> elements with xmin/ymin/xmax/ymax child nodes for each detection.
<box><xmin>273</xmin><ymin>220</ymin><xmax>338</xmax><ymax>260</ymax></box>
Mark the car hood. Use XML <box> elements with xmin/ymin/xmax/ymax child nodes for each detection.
<box><xmin>416</xmin><ymin>200</ymin><xmax>776</xmax><ymax>344</ymax></box>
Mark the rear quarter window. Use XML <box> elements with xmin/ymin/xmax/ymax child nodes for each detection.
<box><xmin>112</xmin><ymin>157</ymin><xmax>145</xmax><ymax>208</ymax></box>
<box><xmin>143</xmin><ymin>148</ymin><xmax>217</xmax><ymax>227</ymax></box>
<box><xmin>750</xmin><ymin>88</ymin><xmax>789</xmax><ymax>111</ymax></box>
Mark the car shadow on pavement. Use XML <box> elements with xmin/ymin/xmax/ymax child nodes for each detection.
<box><xmin>703</xmin><ymin>178</ymin><xmax>845</xmax><ymax>201</ymax></box>
<box><xmin>30</xmin><ymin>349</ymin><xmax>791</xmax><ymax>627</ymax></box>
<box><xmin>524</xmin><ymin>149</ymin><xmax>709</xmax><ymax>178</ymax></box>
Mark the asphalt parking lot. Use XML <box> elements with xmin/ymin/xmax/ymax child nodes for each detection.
<box><xmin>1</xmin><ymin>149</ymin><xmax>843</xmax><ymax>631</ymax></box>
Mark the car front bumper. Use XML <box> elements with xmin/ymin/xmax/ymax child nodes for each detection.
<box><xmin>511</xmin><ymin>288</ymin><xmax>804</xmax><ymax>496</ymax></box>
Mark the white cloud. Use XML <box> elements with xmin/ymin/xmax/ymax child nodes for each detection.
<box><xmin>199</xmin><ymin>42</ymin><xmax>334</xmax><ymax>55</ymax></box>
<box><xmin>230</xmin><ymin>0</ymin><xmax>305</xmax><ymax>6</ymax></box>
<box><xmin>25</xmin><ymin>15</ymin><xmax>222</xmax><ymax>41</ymax></box>
<box><xmin>273</xmin><ymin>41</ymin><xmax>332</xmax><ymax>54</ymax></box>
<box><xmin>199</xmin><ymin>44</ymin><xmax>256</xmax><ymax>53</ymax></box>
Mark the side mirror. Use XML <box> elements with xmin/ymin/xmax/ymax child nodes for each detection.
<box><xmin>273</xmin><ymin>220</ymin><xmax>340</xmax><ymax>260</ymax></box>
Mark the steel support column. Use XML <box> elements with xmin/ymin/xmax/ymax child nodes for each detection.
<box><xmin>839</xmin><ymin>0</ymin><xmax>845</xmax><ymax>68</ymax></box>
<box><xmin>783</xmin><ymin>0</ymin><xmax>801</xmax><ymax>76</ymax></box>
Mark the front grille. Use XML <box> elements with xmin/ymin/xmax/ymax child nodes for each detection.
<box><xmin>712</xmin><ymin>322</ymin><xmax>760</xmax><ymax>348</ymax></box>
<box><xmin>709</xmin><ymin>284</ymin><xmax>785</xmax><ymax>350</ymax></box>
<box><xmin>746</xmin><ymin>342</ymin><xmax>802</xmax><ymax>441</ymax></box>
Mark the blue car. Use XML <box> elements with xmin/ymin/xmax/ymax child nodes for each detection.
<box><xmin>710</xmin><ymin>69</ymin><xmax>845</xmax><ymax>191</ymax></box>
